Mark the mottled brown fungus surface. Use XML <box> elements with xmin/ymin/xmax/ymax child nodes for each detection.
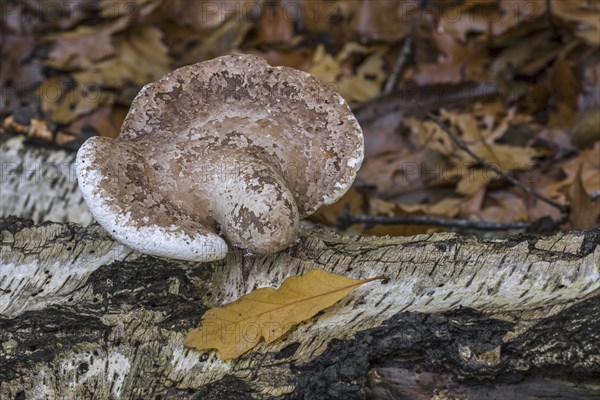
<box><xmin>76</xmin><ymin>54</ymin><xmax>364</xmax><ymax>261</ymax></box>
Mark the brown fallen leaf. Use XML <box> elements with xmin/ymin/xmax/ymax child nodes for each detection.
<box><xmin>180</xmin><ymin>2</ymin><xmax>258</xmax><ymax>65</ymax></box>
<box><xmin>309</xmin><ymin>186</ymin><xmax>365</xmax><ymax>229</ymax></box>
<box><xmin>162</xmin><ymin>0</ymin><xmax>253</xmax><ymax>31</ymax></box>
<box><xmin>185</xmin><ymin>269</ymin><xmax>387</xmax><ymax>360</ymax></box>
<box><xmin>253</xmin><ymin>0</ymin><xmax>294</xmax><ymax>45</ymax></box>
<box><xmin>552</xmin><ymin>0</ymin><xmax>600</xmax><ymax>46</ymax></box>
<box><xmin>398</xmin><ymin>198</ymin><xmax>462</xmax><ymax>219</ymax></box>
<box><xmin>571</xmin><ymin>109</ymin><xmax>600</xmax><ymax>148</ymax></box>
<box><xmin>551</xmin><ymin>57</ymin><xmax>580</xmax><ymax>111</ymax></box>
<box><xmin>44</xmin><ymin>20</ymin><xmax>127</xmax><ymax>70</ymax></box>
<box><xmin>354</xmin><ymin>0</ymin><xmax>413</xmax><ymax>42</ymax></box>
<box><xmin>410</xmin><ymin>31</ymin><xmax>487</xmax><ymax>84</ymax></box>
<box><xmin>456</xmin><ymin>169</ymin><xmax>493</xmax><ymax>196</ymax></box>
<box><xmin>467</xmin><ymin>142</ymin><xmax>544</xmax><ymax>171</ymax></box>
<box><xmin>478</xmin><ymin>192</ymin><xmax>529</xmax><ymax>224</ymax></box>
<box><xmin>543</xmin><ymin>143</ymin><xmax>600</xmax><ymax>201</ymax></box>
<box><xmin>567</xmin><ymin>163</ymin><xmax>600</xmax><ymax>229</ymax></box>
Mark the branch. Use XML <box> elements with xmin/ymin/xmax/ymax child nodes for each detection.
<box><xmin>339</xmin><ymin>209</ymin><xmax>528</xmax><ymax>231</ymax></box>
<box><xmin>337</xmin><ymin>205</ymin><xmax>567</xmax><ymax>234</ymax></box>
<box><xmin>382</xmin><ymin>33</ymin><xmax>414</xmax><ymax>94</ymax></box>
<box><xmin>428</xmin><ymin>112</ymin><xmax>570</xmax><ymax>214</ymax></box>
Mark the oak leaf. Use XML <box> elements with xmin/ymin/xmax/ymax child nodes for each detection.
<box><xmin>185</xmin><ymin>269</ymin><xmax>387</xmax><ymax>360</ymax></box>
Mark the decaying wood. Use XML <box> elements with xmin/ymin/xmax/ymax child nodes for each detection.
<box><xmin>1</xmin><ymin>216</ymin><xmax>599</xmax><ymax>399</ymax></box>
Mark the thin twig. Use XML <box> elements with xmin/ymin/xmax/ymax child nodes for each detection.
<box><xmin>427</xmin><ymin>113</ymin><xmax>570</xmax><ymax>214</ymax></box>
<box><xmin>383</xmin><ymin>34</ymin><xmax>414</xmax><ymax>95</ymax></box>
<box><xmin>545</xmin><ymin>0</ymin><xmax>561</xmax><ymax>39</ymax></box>
<box><xmin>338</xmin><ymin>212</ymin><xmax>531</xmax><ymax>231</ymax></box>
<box><xmin>337</xmin><ymin>204</ymin><xmax>566</xmax><ymax>233</ymax></box>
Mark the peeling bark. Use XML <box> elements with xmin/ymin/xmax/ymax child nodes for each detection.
<box><xmin>1</xmin><ymin>216</ymin><xmax>599</xmax><ymax>399</ymax></box>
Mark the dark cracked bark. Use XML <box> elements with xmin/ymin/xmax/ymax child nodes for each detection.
<box><xmin>1</xmin><ymin>216</ymin><xmax>599</xmax><ymax>399</ymax></box>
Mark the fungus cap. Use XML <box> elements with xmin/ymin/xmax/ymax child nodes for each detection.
<box><xmin>76</xmin><ymin>54</ymin><xmax>364</xmax><ymax>261</ymax></box>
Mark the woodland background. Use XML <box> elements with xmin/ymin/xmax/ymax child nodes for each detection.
<box><xmin>1</xmin><ymin>0</ymin><xmax>599</xmax><ymax>235</ymax></box>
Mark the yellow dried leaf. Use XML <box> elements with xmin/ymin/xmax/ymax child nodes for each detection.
<box><xmin>337</xmin><ymin>53</ymin><xmax>386</xmax><ymax>103</ymax></box>
<box><xmin>468</xmin><ymin>142</ymin><xmax>544</xmax><ymax>171</ymax></box>
<box><xmin>309</xmin><ymin>45</ymin><xmax>340</xmax><ymax>84</ymax></box>
<box><xmin>335</xmin><ymin>42</ymin><xmax>370</xmax><ymax>64</ymax></box>
<box><xmin>398</xmin><ymin>198</ymin><xmax>462</xmax><ymax>218</ymax></box>
<box><xmin>456</xmin><ymin>169</ymin><xmax>493</xmax><ymax>196</ymax></box>
<box><xmin>185</xmin><ymin>270</ymin><xmax>387</xmax><ymax>360</ymax></box>
<box><xmin>37</xmin><ymin>77</ymin><xmax>113</xmax><ymax>124</ymax></box>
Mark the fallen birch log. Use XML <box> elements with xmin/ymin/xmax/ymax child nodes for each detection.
<box><xmin>1</xmin><ymin>136</ymin><xmax>91</xmax><ymax>225</ymax></box>
<box><xmin>1</xmin><ymin>216</ymin><xmax>598</xmax><ymax>399</ymax></box>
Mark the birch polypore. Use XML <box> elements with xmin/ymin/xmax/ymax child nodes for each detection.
<box><xmin>75</xmin><ymin>54</ymin><xmax>364</xmax><ymax>261</ymax></box>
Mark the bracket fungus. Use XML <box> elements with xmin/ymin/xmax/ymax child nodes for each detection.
<box><xmin>76</xmin><ymin>54</ymin><xmax>364</xmax><ymax>261</ymax></box>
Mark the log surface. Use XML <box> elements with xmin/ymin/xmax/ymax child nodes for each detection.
<box><xmin>0</xmin><ymin>136</ymin><xmax>91</xmax><ymax>225</ymax></box>
<box><xmin>1</xmin><ymin>216</ymin><xmax>599</xmax><ymax>399</ymax></box>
